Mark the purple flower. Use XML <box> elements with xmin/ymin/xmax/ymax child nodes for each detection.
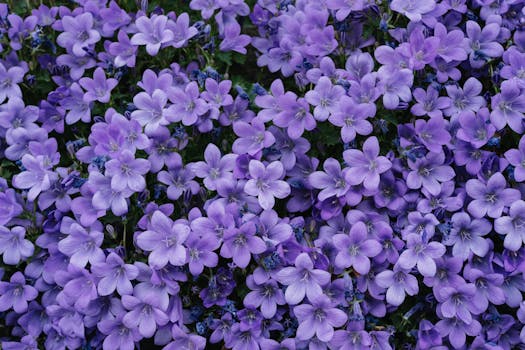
<box><xmin>305</xmin><ymin>77</ymin><xmax>345</xmax><ymax>121</ymax></box>
<box><xmin>79</xmin><ymin>67</ymin><xmax>118</xmax><ymax>104</ymax></box>
<box><xmin>435</xmin><ymin>316</ymin><xmax>481</xmax><ymax>349</ymax></box>
<box><xmin>168</xmin><ymin>12</ymin><xmax>198</xmax><ymax>48</ymax></box>
<box><xmin>89</xmin><ymin>171</ymin><xmax>133</xmax><ymax>216</ymax></box>
<box><xmin>397</xmin><ymin>233</ymin><xmax>446</xmax><ymax>277</ymax></box>
<box><xmin>308</xmin><ymin>158</ymin><xmax>350</xmax><ymax>201</ymax></box>
<box><xmin>466</xmin><ymin>172</ymin><xmax>520</xmax><ymax>219</ymax></box>
<box><xmin>332</xmin><ymin>221</ymin><xmax>382</xmax><ymax>274</ymax></box>
<box><xmin>0</xmin><ymin>62</ymin><xmax>24</xmax><ymax>103</ymax></box>
<box><xmin>105</xmin><ymin>150</ymin><xmax>151</xmax><ymax>192</ymax></box>
<box><xmin>122</xmin><ymin>292</ymin><xmax>169</xmax><ymax>338</ymax></box>
<box><xmin>274</xmin><ymin>94</ymin><xmax>316</xmax><ymax>139</ymax></box>
<box><xmin>131</xmin><ymin>15</ymin><xmax>174</xmax><ymax>56</ymax></box>
<box><xmin>164</xmin><ymin>325</ymin><xmax>207</xmax><ymax>350</ymax></box>
<box><xmin>186</xmin><ymin>231</ymin><xmax>220</xmax><ymax>275</ymax></box>
<box><xmin>244</xmin><ymin>160</ymin><xmax>290</xmax><ymax>210</ymax></box>
<box><xmin>220</xmin><ymin>22</ymin><xmax>251</xmax><ymax>54</ymax></box>
<box><xmin>135</xmin><ymin>210</ymin><xmax>190</xmax><ymax>268</ymax></box>
<box><xmin>328</xmin><ymin>95</ymin><xmax>373</xmax><ymax>143</ymax></box>
<box><xmin>190</xmin><ymin>144</ymin><xmax>236</xmax><ymax>190</ymax></box>
<box><xmin>58</xmin><ymin>222</ymin><xmax>105</xmax><ymax>267</ymax></box>
<box><xmin>444</xmin><ymin>77</ymin><xmax>485</xmax><ymax>116</ymax></box>
<box><xmin>504</xmin><ymin>135</ymin><xmax>525</xmax><ymax>182</ymax></box>
<box><xmin>490</xmin><ymin>79</ymin><xmax>525</xmax><ymax>133</ymax></box>
<box><xmin>406</xmin><ymin>151</ymin><xmax>455</xmax><ymax>196</ymax></box>
<box><xmin>201</xmin><ymin>78</ymin><xmax>233</xmax><ymax>118</ymax></box>
<box><xmin>220</xmin><ymin>221</ymin><xmax>266</xmax><ymax>268</ymax></box>
<box><xmin>494</xmin><ymin>200</ymin><xmax>525</xmax><ymax>251</ymax></box>
<box><xmin>444</xmin><ymin>212</ymin><xmax>491</xmax><ymax>260</ymax></box>
<box><xmin>465</xmin><ymin>20</ymin><xmax>504</xmax><ymax>68</ymax></box>
<box><xmin>0</xmin><ymin>272</ymin><xmax>37</xmax><ymax>313</ymax></box>
<box><xmin>158</xmin><ymin>164</ymin><xmax>200</xmax><ymax>200</ymax></box>
<box><xmin>378</xmin><ymin>67</ymin><xmax>413</xmax><ymax>109</ymax></box>
<box><xmin>375</xmin><ymin>265</ymin><xmax>419</xmax><ymax>306</ymax></box>
<box><xmin>276</xmin><ymin>252</ymin><xmax>331</xmax><ymax>305</ymax></box>
<box><xmin>56</xmin><ymin>12</ymin><xmax>101</xmax><ymax>56</ymax></box>
<box><xmin>232</xmin><ymin>119</ymin><xmax>275</xmax><ymax>156</ymax></box>
<box><xmin>343</xmin><ymin>136</ymin><xmax>392</xmax><ymax>191</ymax></box>
<box><xmin>0</xmin><ymin>188</ymin><xmax>22</xmax><ymax>225</ymax></box>
<box><xmin>326</xmin><ymin>0</ymin><xmax>365</xmax><ymax>21</ymax></box>
<box><xmin>0</xmin><ymin>226</ymin><xmax>33</xmax><ymax>265</ymax></box>
<box><xmin>12</xmin><ymin>153</ymin><xmax>59</xmax><ymax>201</ymax></box>
<box><xmin>390</xmin><ymin>0</ymin><xmax>435</xmax><ymax>21</ymax></box>
<box><xmin>410</xmin><ymin>86</ymin><xmax>450</xmax><ymax>119</ymax></box>
<box><xmin>456</xmin><ymin>109</ymin><xmax>495</xmax><ymax>148</ymax></box>
<box><xmin>98</xmin><ymin>314</ymin><xmax>141</xmax><ymax>350</ymax></box>
<box><xmin>414</xmin><ymin>116</ymin><xmax>451</xmax><ymax>153</ymax></box>
<box><xmin>167</xmin><ymin>81</ymin><xmax>208</xmax><ymax>126</ymax></box>
<box><xmin>109</xmin><ymin>30</ymin><xmax>137</xmax><ymax>68</ymax></box>
<box><xmin>243</xmin><ymin>275</ymin><xmax>285</xmax><ymax>318</ymax></box>
<box><xmin>293</xmin><ymin>294</ymin><xmax>348</xmax><ymax>342</ymax></box>
<box><xmin>436</xmin><ymin>282</ymin><xmax>484</xmax><ymax>324</ymax></box>
<box><xmin>91</xmin><ymin>252</ymin><xmax>139</xmax><ymax>296</ymax></box>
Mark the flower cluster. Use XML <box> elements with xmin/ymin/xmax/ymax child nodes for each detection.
<box><xmin>0</xmin><ymin>0</ymin><xmax>525</xmax><ymax>349</ymax></box>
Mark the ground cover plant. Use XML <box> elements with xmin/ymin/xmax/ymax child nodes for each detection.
<box><xmin>0</xmin><ymin>0</ymin><xmax>525</xmax><ymax>349</ymax></box>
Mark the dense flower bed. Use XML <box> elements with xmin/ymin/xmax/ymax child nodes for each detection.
<box><xmin>0</xmin><ymin>0</ymin><xmax>525</xmax><ymax>349</ymax></box>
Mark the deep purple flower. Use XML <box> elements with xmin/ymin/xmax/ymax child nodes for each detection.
<box><xmin>0</xmin><ymin>226</ymin><xmax>33</xmax><ymax>265</ymax></box>
<box><xmin>343</xmin><ymin>136</ymin><xmax>392</xmax><ymax>190</ymax></box>
<box><xmin>276</xmin><ymin>252</ymin><xmax>331</xmax><ymax>305</ymax></box>
<box><xmin>414</xmin><ymin>116</ymin><xmax>451</xmax><ymax>153</ymax></box>
<box><xmin>294</xmin><ymin>294</ymin><xmax>347</xmax><ymax>342</ymax></box>
<box><xmin>135</xmin><ymin>210</ymin><xmax>190</xmax><ymax>268</ymax></box>
<box><xmin>0</xmin><ymin>272</ymin><xmax>37</xmax><ymax>313</ymax></box>
<box><xmin>466</xmin><ymin>172</ymin><xmax>520</xmax><ymax>219</ymax></box>
<box><xmin>435</xmin><ymin>316</ymin><xmax>481</xmax><ymax>349</ymax></box>
<box><xmin>332</xmin><ymin>221</ymin><xmax>382</xmax><ymax>274</ymax></box>
<box><xmin>308</xmin><ymin>158</ymin><xmax>350</xmax><ymax>201</ymax></box>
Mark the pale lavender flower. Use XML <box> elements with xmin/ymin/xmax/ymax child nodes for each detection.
<box><xmin>167</xmin><ymin>81</ymin><xmax>208</xmax><ymax>126</ymax></box>
<box><xmin>244</xmin><ymin>160</ymin><xmax>290</xmax><ymax>210</ymax></box>
<box><xmin>131</xmin><ymin>15</ymin><xmax>174</xmax><ymax>56</ymax></box>
<box><xmin>135</xmin><ymin>210</ymin><xmax>190</xmax><ymax>268</ymax></box>
<box><xmin>79</xmin><ymin>67</ymin><xmax>118</xmax><ymax>103</ymax></box>
<box><xmin>58</xmin><ymin>222</ymin><xmax>105</xmax><ymax>267</ymax></box>
<box><xmin>190</xmin><ymin>143</ymin><xmax>236</xmax><ymax>191</ymax></box>
<box><xmin>504</xmin><ymin>134</ymin><xmax>525</xmax><ymax>182</ymax></box>
<box><xmin>390</xmin><ymin>0</ymin><xmax>436</xmax><ymax>21</ymax></box>
<box><xmin>12</xmin><ymin>153</ymin><xmax>58</xmax><ymax>201</ymax></box>
<box><xmin>220</xmin><ymin>221</ymin><xmax>266</xmax><ymax>268</ymax></box>
<box><xmin>490</xmin><ymin>79</ymin><xmax>525</xmax><ymax>133</ymax></box>
<box><xmin>132</xmin><ymin>89</ymin><xmax>173</xmax><ymax>133</ymax></box>
<box><xmin>397</xmin><ymin>233</ymin><xmax>446</xmax><ymax>277</ymax></box>
<box><xmin>232</xmin><ymin>119</ymin><xmax>275</xmax><ymax>156</ymax></box>
<box><xmin>56</xmin><ymin>12</ymin><xmax>101</xmax><ymax>56</ymax></box>
<box><xmin>0</xmin><ymin>62</ymin><xmax>25</xmax><ymax>103</ymax></box>
<box><xmin>0</xmin><ymin>226</ymin><xmax>34</xmax><ymax>265</ymax></box>
<box><xmin>375</xmin><ymin>265</ymin><xmax>419</xmax><ymax>306</ymax></box>
<box><xmin>91</xmin><ymin>252</ymin><xmax>139</xmax><ymax>296</ymax></box>
<box><xmin>342</xmin><ymin>136</ymin><xmax>392</xmax><ymax>191</ymax></box>
<box><xmin>168</xmin><ymin>12</ymin><xmax>198</xmax><ymax>48</ymax></box>
<box><xmin>276</xmin><ymin>252</ymin><xmax>331</xmax><ymax>305</ymax></box>
<box><xmin>293</xmin><ymin>294</ymin><xmax>347</xmax><ymax>342</ymax></box>
<box><xmin>104</xmin><ymin>150</ymin><xmax>151</xmax><ymax>192</ymax></box>
<box><xmin>305</xmin><ymin>77</ymin><xmax>345</xmax><ymax>121</ymax></box>
<box><xmin>466</xmin><ymin>172</ymin><xmax>520</xmax><ymax>219</ymax></box>
<box><xmin>0</xmin><ymin>272</ymin><xmax>38</xmax><ymax>313</ymax></box>
<box><xmin>494</xmin><ymin>200</ymin><xmax>525</xmax><ymax>251</ymax></box>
